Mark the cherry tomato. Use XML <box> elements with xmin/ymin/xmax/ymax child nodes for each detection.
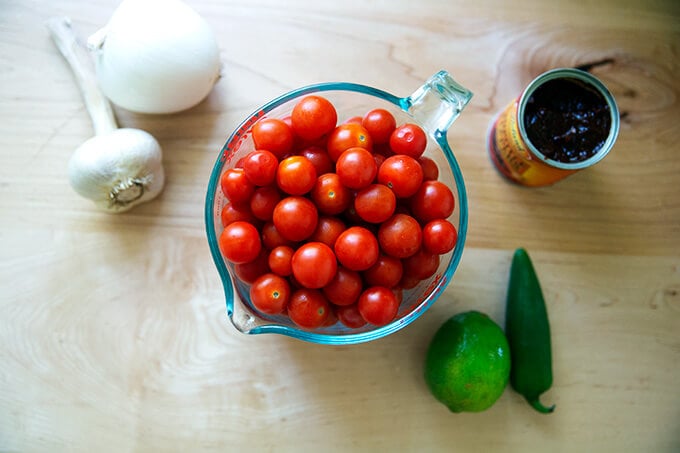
<box><xmin>221</xmin><ymin>202</ymin><xmax>258</xmax><ymax>227</ymax></box>
<box><xmin>310</xmin><ymin>173</ymin><xmax>352</xmax><ymax>215</ymax></box>
<box><xmin>243</xmin><ymin>150</ymin><xmax>279</xmax><ymax>186</ymax></box>
<box><xmin>220</xmin><ymin>168</ymin><xmax>255</xmax><ymax>205</ymax></box>
<box><xmin>409</xmin><ymin>180</ymin><xmax>455</xmax><ymax>223</ymax></box>
<box><xmin>336</xmin><ymin>303</ymin><xmax>367</xmax><ymax>328</ymax></box>
<box><xmin>335</xmin><ymin>147</ymin><xmax>377</xmax><ymax>190</ymax></box>
<box><xmin>334</xmin><ymin>226</ymin><xmax>379</xmax><ymax>271</ymax></box>
<box><xmin>362</xmin><ymin>108</ymin><xmax>396</xmax><ymax>144</ymax></box>
<box><xmin>276</xmin><ymin>155</ymin><xmax>317</xmax><ymax>195</ymax></box>
<box><xmin>389</xmin><ymin>123</ymin><xmax>427</xmax><ymax>158</ymax></box>
<box><xmin>358</xmin><ymin>286</ymin><xmax>399</xmax><ymax>326</ymax></box>
<box><xmin>343</xmin><ymin>115</ymin><xmax>363</xmax><ymax>125</ymax></box>
<box><xmin>249</xmin><ymin>185</ymin><xmax>281</xmax><ymax>221</ymax></box>
<box><xmin>291</xmin><ymin>95</ymin><xmax>338</xmax><ymax>141</ymax></box>
<box><xmin>419</xmin><ymin>156</ymin><xmax>439</xmax><ymax>181</ymax></box>
<box><xmin>372</xmin><ymin>153</ymin><xmax>386</xmax><ymax>177</ymax></box>
<box><xmin>250</xmin><ymin>273</ymin><xmax>290</xmax><ymax>314</ymax></box>
<box><xmin>327</xmin><ymin>123</ymin><xmax>373</xmax><ymax>161</ymax></box>
<box><xmin>288</xmin><ymin>289</ymin><xmax>331</xmax><ymax>329</ymax></box>
<box><xmin>322</xmin><ymin>267</ymin><xmax>362</xmax><ymax>306</ymax></box>
<box><xmin>261</xmin><ymin>222</ymin><xmax>293</xmax><ymax>249</ymax></box>
<box><xmin>219</xmin><ymin>221</ymin><xmax>262</xmax><ymax>264</ymax></box>
<box><xmin>282</xmin><ymin>115</ymin><xmax>305</xmax><ymax>151</ymax></box>
<box><xmin>299</xmin><ymin>146</ymin><xmax>334</xmax><ymax>176</ymax></box>
<box><xmin>423</xmin><ymin>219</ymin><xmax>458</xmax><ymax>255</ymax></box>
<box><xmin>292</xmin><ymin>242</ymin><xmax>338</xmax><ymax>289</ymax></box>
<box><xmin>251</xmin><ymin>118</ymin><xmax>294</xmax><ymax>158</ymax></box>
<box><xmin>272</xmin><ymin>196</ymin><xmax>318</xmax><ymax>242</ymax></box>
<box><xmin>377</xmin><ymin>214</ymin><xmax>422</xmax><ymax>258</ymax></box>
<box><xmin>402</xmin><ymin>248</ymin><xmax>440</xmax><ymax>280</ymax></box>
<box><xmin>399</xmin><ymin>274</ymin><xmax>421</xmax><ymax>290</ymax></box>
<box><xmin>234</xmin><ymin>251</ymin><xmax>270</xmax><ymax>283</ymax></box>
<box><xmin>377</xmin><ymin>155</ymin><xmax>423</xmax><ymax>198</ymax></box>
<box><xmin>354</xmin><ymin>184</ymin><xmax>396</xmax><ymax>224</ymax></box>
<box><xmin>268</xmin><ymin>245</ymin><xmax>294</xmax><ymax>277</ymax></box>
<box><xmin>310</xmin><ymin>216</ymin><xmax>346</xmax><ymax>248</ymax></box>
<box><xmin>363</xmin><ymin>254</ymin><xmax>403</xmax><ymax>288</ymax></box>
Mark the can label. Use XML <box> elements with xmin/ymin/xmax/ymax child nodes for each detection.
<box><xmin>488</xmin><ymin>100</ymin><xmax>575</xmax><ymax>187</ymax></box>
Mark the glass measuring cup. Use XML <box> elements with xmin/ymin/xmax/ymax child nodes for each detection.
<box><xmin>205</xmin><ymin>70</ymin><xmax>473</xmax><ymax>344</ymax></box>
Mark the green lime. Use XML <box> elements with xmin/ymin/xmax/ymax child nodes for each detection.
<box><xmin>424</xmin><ymin>310</ymin><xmax>511</xmax><ymax>413</ymax></box>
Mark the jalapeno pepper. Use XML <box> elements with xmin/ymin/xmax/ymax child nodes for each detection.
<box><xmin>505</xmin><ymin>248</ymin><xmax>555</xmax><ymax>413</ymax></box>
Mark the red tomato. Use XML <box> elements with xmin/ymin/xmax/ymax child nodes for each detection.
<box><xmin>377</xmin><ymin>214</ymin><xmax>422</xmax><ymax>258</ymax></box>
<box><xmin>423</xmin><ymin>219</ymin><xmax>458</xmax><ymax>255</ymax></box>
<box><xmin>419</xmin><ymin>156</ymin><xmax>439</xmax><ymax>181</ymax></box>
<box><xmin>219</xmin><ymin>221</ymin><xmax>262</xmax><ymax>264</ymax></box>
<box><xmin>281</xmin><ymin>115</ymin><xmax>305</xmax><ymax>151</ymax></box>
<box><xmin>250</xmin><ymin>273</ymin><xmax>290</xmax><ymax>314</ymax></box>
<box><xmin>310</xmin><ymin>216</ymin><xmax>346</xmax><ymax>249</ymax></box>
<box><xmin>268</xmin><ymin>245</ymin><xmax>294</xmax><ymax>277</ymax></box>
<box><xmin>399</xmin><ymin>274</ymin><xmax>421</xmax><ymax>290</ymax></box>
<box><xmin>234</xmin><ymin>251</ymin><xmax>269</xmax><ymax>283</ymax></box>
<box><xmin>276</xmin><ymin>155</ymin><xmax>317</xmax><ymax>195</ymax></box>
<box><xmin>377</xmin><ymin>155</ymin><xmax>423</xmax><ymax>198</ymax></box>
<box><xmin>291</xmin><ymin>95</ymin><xmax>338</xmax><ymax>141</ymax></box>
<box><xmin>292</xmin><ymin>242</ymin><xmax>338</xmax><ymax>289</ymax></box>
<box><xmin>272</xmin><ymin>196</ymin><xmax>318</xmax><ymax>242</ymax></box>
<box><xmin>310</xmin><ymin>173</ymin><xmax>352</xmax><ymax>215</ymax></box>
<box><xmin>354</xmin><ymin>184</ymin><xmax>396</xmax><ymax>224</ymax></box>
<box><xmin>251</xmin><ymin>118</ymin><xmax>294</xmax><ymax>158</ymax></box>
<box><xmin>335</xmin><ymin>147</ymin><xmax>377</xmax><ymax>190</ymax></box>
<box><xmin>220</xmin><ymin>168</ymin><xmax>255</xmax><ymax>204</ymax></box>
<box><xmin>299</xmin><ymin>146</ymin><xmax>334</xmax><ymax>176</ymax></box>
<box><xmin>261</xmin><ymin>222</ymin><xmax>293</xmax><ymax>249</ymax></box>
<box><xmin>249</xmin><ymin>185</ymin><xmax>281</xmax><ymax>221</ymax></box>
<box><xmin>288</xmin><ymin>289</ymin><xmax>331</xmax><ymax>329</ymax></box>
<box><xmin>334</xmin><ymin>226</ymin><xmax>379</xmax><ymax>271</ymax></box>
<box><xmin>389</xmin><ymin>123</ymin><xmax>427</xmax><ymax>158</ymax></box>
<box><xmin>343</xmin><ymin>115</ymin><xmax>363</xmax><ymax>125</ymax></box>
<box><xmin>402</xmin><ymin>248</ymin><xmax>440</xmax><ymax>280</ymax></box>
<box><xmin>336</xmin><ymin>303</ymin><xmax>367</xmax><ymax>328</ymax></box>
<box><xmin>221</xmin><ymin>202</ymin><xmax>258</xmax><ymax>227</ymax></box>
<box><xmin>363</xmin><ymin>254</ymin><xmax>403</xmax><ymax>288</ymax></box>
<box><xmin>243</xmin><ymin>150</ymin><xmax>279</xmax><ymax>186</ymax></box>
<box><xmin>409</xmin><ymin>180</ymin><xmax>455</xmax><ymax>223</ymax></box>
<box><xmin>327</xmin><ymin>123</ymin><xmax>373</xmax><ymax>161</ymax></box>
<box><xmin>362</xmin><ymin>108</ymin><xmax>396</xmax><ymax>144</ymax></box>
<box><xmin>322</xmin><ymin>267</ymin><xmax>362</xmax><ymax>306</ymax></box>
<box><xmin>358</xmin><ymin>287</ymin><xmax>399</xmax><ymax>326</ymax></box>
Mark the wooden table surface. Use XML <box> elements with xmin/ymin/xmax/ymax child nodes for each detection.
<box><xmin>2</xmin><ymin>0</ymin><xmax>679</xmax><ymax>451</ymax></box>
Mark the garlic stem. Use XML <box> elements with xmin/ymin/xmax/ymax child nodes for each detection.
<box><xmin>47</xmin><ymin>17</ymin><xmax>117</xmax><ymax>136</ymax></box>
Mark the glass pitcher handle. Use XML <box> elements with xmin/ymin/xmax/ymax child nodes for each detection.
<box><xmin>403</xmin><ymin>70</ymin><xmax>473</xmax><ymax>138</ymax></box>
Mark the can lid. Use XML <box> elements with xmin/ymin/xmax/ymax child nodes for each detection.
<box><xmin>518</xmin><ymin>68</ymin><xmax>620</xmax><ymax>170</ymax></box>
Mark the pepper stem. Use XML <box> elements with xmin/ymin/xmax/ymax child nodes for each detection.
<box><xmin>47</xmin><ymin>17</ymin><xmax>118</xmax><ymax>136</ymax></box>
<box><xmin>527</xmin><ymin>396</ymin><xmax>555</xmax><ymax>414</ymax></box>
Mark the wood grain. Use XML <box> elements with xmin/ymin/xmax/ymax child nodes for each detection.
<box><xmin>1</xmin><ymin>0</ymin><xmax>679</xmax><ymax>451</ymax></box>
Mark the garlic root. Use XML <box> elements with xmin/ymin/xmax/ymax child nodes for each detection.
<box><xmin>47</xmin><ymin>17</ymin><xmax>165</xmax><ymax>213</ymax></box>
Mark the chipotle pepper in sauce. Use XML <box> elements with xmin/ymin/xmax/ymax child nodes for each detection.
<box><xmin>523</xmin><ymin>77</ymin><xmax>611</xmax><ymax>164</ymax></box>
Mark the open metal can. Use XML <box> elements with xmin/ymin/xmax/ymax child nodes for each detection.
<box><xmin>487</xmin><ymin>68</ymin><xmax>620</xmax><ymax>187</ymax></box>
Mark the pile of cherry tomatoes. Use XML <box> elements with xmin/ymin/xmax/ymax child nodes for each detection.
<box><xmin>218</xmin><ymin>95</ymin><xmax>458</xmax><ymax>330</ymax></box>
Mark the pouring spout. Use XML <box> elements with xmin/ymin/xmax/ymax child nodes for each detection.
<box><xmin>403</xmin><ymin>70</ymin><xmax>473</xmax><ymax>138</ymax></box>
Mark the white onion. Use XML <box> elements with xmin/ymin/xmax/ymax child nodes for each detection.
<box><xmin>89</xmin><ymin>0</ymin><xmax>221</xmax><ymax>114</ymax></box>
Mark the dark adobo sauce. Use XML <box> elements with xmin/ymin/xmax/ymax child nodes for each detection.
<box><xmin>523</xmin><ymin>77</ymin><xmax>611</xmax><ymax>164</ymax></box>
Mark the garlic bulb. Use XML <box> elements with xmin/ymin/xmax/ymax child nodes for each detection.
<box><xmin>47</xmin><ymin>17</ymin><xmax>165</xmax><ymax>213</ymax></box>
<box><xmin>68</xmin><ymin>129</ymin><xmax>165</xmax><ymax>213</ymax></box>
<box><xmin>88</xmin><ymin>0</ymin><xmax>221</xmax><ymax>114</ymax></box>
